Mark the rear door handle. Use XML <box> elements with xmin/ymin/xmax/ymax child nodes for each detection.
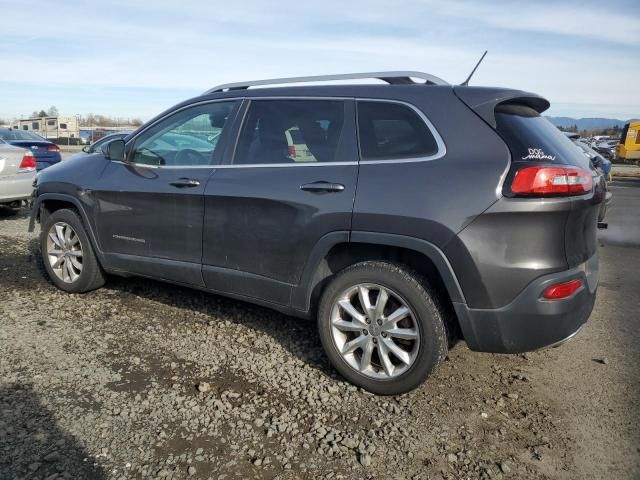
<box><xmin>300</xmin><ymin>181</ymin><xmax>345</xmax><ymax>193</ymax></box>
<box><xmin>170</xmin><ymin>178</ymin><xmax>200</xmax><ymax>188</ymax></box>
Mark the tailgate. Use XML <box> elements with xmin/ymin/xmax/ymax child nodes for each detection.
<box><xmin>565</xmin><ymin>174</ymin><xmax>606</xmax><ymax>267</ymax></box>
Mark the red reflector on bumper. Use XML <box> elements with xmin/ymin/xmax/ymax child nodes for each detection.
<box><xmin>542</xmin><ymin>279</ymin><xmax>583</xmax><ymax>300</ymax></box>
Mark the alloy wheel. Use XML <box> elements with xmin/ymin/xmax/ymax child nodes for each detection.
<box><xmin>330</xmin><ymin>283</ymin><xmax>420</xmax><ymax>379</ymax></box>
<box><xmin>46</xmin><ymin>221</ymin><xmax>83</xmax><ymax>283</ymax></box>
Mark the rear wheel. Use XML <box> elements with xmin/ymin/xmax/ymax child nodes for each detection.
<box><xmin>41</xmin><ymin>208</ymin><xmax>105</xmax><ymax>293</ymax></box>
<box><xmin>318</xmin><ymin>261</ymin><xmax>448</xmax><ymax>395</ymax></box>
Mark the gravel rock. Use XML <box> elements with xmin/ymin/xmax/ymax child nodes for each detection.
<box><xmin>0</xmin><ymin>210</ymin><xmax>635</xmax><ymax>480</ymax></box>
<box><xmin>197</xmin><ymin>382</ymin><xmax>212</xmax><ymax>393</ymax></box>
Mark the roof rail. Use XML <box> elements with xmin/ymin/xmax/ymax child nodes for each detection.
<box><xmin>203</xmin><ymin>71</ymin><xmax>449</xmax><ymax>94</ymax></box>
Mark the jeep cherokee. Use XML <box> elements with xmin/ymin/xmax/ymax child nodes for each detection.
<box><xmin>30</xmin><ymin>72</ymin><xmax>605</xmax><ymax>395</ymax></box>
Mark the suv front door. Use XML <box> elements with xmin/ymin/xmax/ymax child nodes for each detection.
<box><xmin>93</xmin><ymin>100</ymin><xmax>240</xmax><ymax>286</ymax></box>
<box><xmin>202</xmin><ymin>98</ymin><xmax>358</xmax><ymax>306</ymax></box>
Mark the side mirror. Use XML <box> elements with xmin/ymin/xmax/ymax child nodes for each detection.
<box><xmin>104</xmin><ymin>139</ymin><xmax>126</xmax><ymax>162</ymax></box>
<box><xmin>82</xmin><ymin>145</ymin><xmax>91</xmax><ymax>153</ymax></box>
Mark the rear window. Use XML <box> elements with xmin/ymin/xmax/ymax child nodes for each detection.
<box><xmin>0</xmin><ymin>129</ymin><xmax>46</xmax><ymax>142</ymax></box>
<box><xmin>495</xmin><ymin>104</ymin><xmax>590</xmax><ymax>169</ymax></box>
<box><xmin>357</xmin><ymin>101</ymin><xmax>439</xmax><ymax>160</ymax></box>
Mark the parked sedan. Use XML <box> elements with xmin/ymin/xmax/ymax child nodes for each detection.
<box><xmin>0</xmin><ymin>139</ymin><xmax>36</xmax><ymax>210</ymax></box>
<box><xmin>0</xmin><ymin>128</ymin><xmax>61</xmax><ymax>171</ymax></box>
<box><xmin>64</xmin><ymin>132</ymin><xmax>132</xmax><ymax>162</ymax></box>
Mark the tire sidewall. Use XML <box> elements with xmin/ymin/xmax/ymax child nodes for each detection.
<box><xmin>318</xmin><ymin>261</ymin><xmax>446</xmax><ymax>395</ymax></box>
<box><xmin>41</xmin><ymin>209</ymin><xmax>100</xmax><ymax>293</ymax></box>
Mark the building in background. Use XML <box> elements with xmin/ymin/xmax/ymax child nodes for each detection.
<box><xmin>11</xmin><ymin>116</ymin><xmax>80</xmax><ymax>140</ymax></box>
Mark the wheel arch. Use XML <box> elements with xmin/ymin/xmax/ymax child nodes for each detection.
<box><xmin>293</xmin><ymin>231</ymin><xmax>470</xmax><ymax>340</ymax></box>
<box><xmin>31</xmin><ymin>193</ymin><xmax>103</xmax><ymax>259</ymax></box>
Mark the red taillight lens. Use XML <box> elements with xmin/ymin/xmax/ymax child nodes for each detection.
<box><xmin>19</xmin><ymin>151</ymin><xmax>36</xmax><ymax>171</ymax></box>
<box><xmin>47</xmin><ymin>145</ymin><xmax>60</xmax><ymax>152</ymax></box>
<box><xmin>511</xmin><ymin>166</ymin><xmax>593</xmax><ymax>196</ymax></box>
<box><xmin>287</xmin><ymin>145</ymin><xmax>296</xmax><ymax>158</ymax></box>
<box><xmin>542</xmin><ymin>279</ymin><xmax>583</xmax><ymax>300</ymax></box>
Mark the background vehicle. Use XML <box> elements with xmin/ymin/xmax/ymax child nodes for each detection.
<box><xmin>0</xmin><ymin>139</ymin><xmax>36</xmax><ymax>210</ymax></box>
<box><xmin>31</xmin><ymin>72</ymin><xmax>604</xmax><ymax>395</ymax></box>
<box><xmin>64</xmin><ymin>132</ymin><xmax>133</xmax><ymax>161</ymax></box>
<box><xmin>593</xmin><ymin>139</ymin><xmax>617</xmax><ymax>160</ymax></box>
<box><xmin>564</xmin><ymin>132</ymin><xmax>612</xmax><ymax>177</ymax></box>
<box><xmin>0</xmin><ymin>128</ymin><xmax>61</xmax><ymax>171</ymax></box>
<box><xmin>616</xmin><ymin>121</ymin><xmax>640</xmax><ymax>165</ymax></box>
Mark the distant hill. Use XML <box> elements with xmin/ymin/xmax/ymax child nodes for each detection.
<box><xmin>546</xmin><ymin>117</ymin><xmax>639</xmax><ymax>130</ymax></box>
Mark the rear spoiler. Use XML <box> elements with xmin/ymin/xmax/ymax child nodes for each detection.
<box><xmin>453</xmin><ymin>86</ymin><xmax>550</xmax><ymax>128</ymax></box>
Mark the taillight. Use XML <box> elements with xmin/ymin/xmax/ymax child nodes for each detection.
<box><xmin>47</xmin><ymin>145</ymin><xmax>60</xmax><ymax>152</ymax></box>
<box><xmin>542</xmin><ymin>279</ymin><xmax>583</xmax><ymax>300</ymax></box>
<box><xmin>288</xmin><ymin>145</ymin><xmax>296</xmax><ymax>158</ymax></box>
<box><xmin>511</xmin><ymin>166</ymin><xmax>593</xmax><ymax>197</ymax></box>
<box><xmin>19</xmin><ymin>151</ymin><xmax>36</xmax><ymax>171</ymax></box>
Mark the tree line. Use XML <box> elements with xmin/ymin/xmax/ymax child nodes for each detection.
<box><xmin>560</xmin><ymin>124</ymin><xmax>622</xmax><ymax>138</ymax></box>
<box><xmin>15</xmin><ymin>105</ymin><xmax>143</xmax><ymax>127</ymax></box>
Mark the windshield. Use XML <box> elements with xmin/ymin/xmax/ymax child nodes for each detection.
<box><xmin>0</xmin><ymin>129</ymin><xmax>47</xmax><ymax>142</ymax></box>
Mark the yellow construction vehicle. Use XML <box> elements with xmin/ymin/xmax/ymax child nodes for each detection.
<box><xmin>616</xmin><ymin>120</ymin><xmax>640</xmax><ymax>164</ymax></box>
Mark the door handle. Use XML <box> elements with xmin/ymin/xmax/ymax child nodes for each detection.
<box><xmin>169</xmin><ymin>178</ymin><xmax>200</xmax><ymax>188</ymax></box>
<box><xmin>300</xmin><ymin>181</ymin><xmax>345</xmax><ymax>193</ymax></box>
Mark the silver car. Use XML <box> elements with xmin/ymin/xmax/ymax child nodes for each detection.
<box><xmin>0</xmin><ymin>138</ymin><xmax>36</xmax><ymax>209</ymax></box>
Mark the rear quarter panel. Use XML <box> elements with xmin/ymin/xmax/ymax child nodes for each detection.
<box><xmin>352</xmin><ymin>87</ymin><xmax>510</xmax><ymax>248</ymax></box>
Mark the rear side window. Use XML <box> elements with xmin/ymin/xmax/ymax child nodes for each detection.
<box><xmin>234</xmin><ymin>99</ymin><xmax>345</xmax><ymax>164</ymax></box>
<box><xmin>357</xmin><ymin>101</ymin><xmax>439</xmax><ymax>160</ymax></box>
<box><xmin>495</xmin><ymin>104</ymin><xmax>590</xmax><ymax>169</ymax></box>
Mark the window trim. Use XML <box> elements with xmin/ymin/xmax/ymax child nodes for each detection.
<box><xmin>356</xmin><ymin>98</ymin><xmax>446</xmax><ymax>164</ymax></box>
<box><xmin>117</xmin><ymin>96</ymin><xmax>445</xmax><ymax>170</ymax></box>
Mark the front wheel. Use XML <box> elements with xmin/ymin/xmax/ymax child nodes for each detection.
<box><xmin>317</xmin><ymin>261</ymin><xmax>448</xmax><ymax>395</ymax></box>
<box><xmin>40</xmin><ymin>208</ymin><xmax>105</xmax><ymax>293</ymax></box>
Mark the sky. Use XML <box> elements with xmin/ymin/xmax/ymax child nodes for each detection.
<box><xmin>1</xmin><ymin>0</ymin><xmax>638</xmax><ymax>121</ymax></box>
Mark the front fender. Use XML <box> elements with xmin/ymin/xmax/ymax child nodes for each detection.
<box><xmin>29</xmin><ymin>192</ymin><xmax>103</xmax><ymax>260</ymax></box>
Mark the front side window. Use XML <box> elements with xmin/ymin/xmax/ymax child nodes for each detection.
<box><xmin>234</xmin><ymin>99</ymin><xmax>345</xmax><ymax>165</ymax></box>
<box><xmin>357</xmin><ymin>101</ymin><xmax>439</xmax><ymax>160</ymax></box>
<box><xmin>130</xmin><ymin>101</ymin><xmax>238</xmax><ymax>166</ymax></box>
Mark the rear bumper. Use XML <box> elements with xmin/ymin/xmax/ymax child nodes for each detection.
<box><xmin>35</xmin><ymin>153</ymin><xmax>62</xmax><ymax>171</ymax></box>
<box><xmin>0</xmin><ymin>172</ymin><xmax>35</xmax><ymax>204</ymax></box>
<box><xmin>454</xmin><ymin>252</ymin><xmax>598</xmax><ymax>353</ymax></box>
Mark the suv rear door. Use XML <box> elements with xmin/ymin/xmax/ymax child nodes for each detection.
<box><xmin>201</xmin><ymin>98</ymin><xmax>358</xmax><ymax>305</ymax></box>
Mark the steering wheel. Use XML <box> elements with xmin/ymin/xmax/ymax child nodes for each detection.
<box><xmin>175</xmin><ymin>148</ymin><xmax>206</xmax><ymax>165</ymax></box>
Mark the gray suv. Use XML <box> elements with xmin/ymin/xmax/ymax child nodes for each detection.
<box><xmin>30</xmin><ymin>72</ymin><xmax>605</xmax><ymax>394</ymax></box>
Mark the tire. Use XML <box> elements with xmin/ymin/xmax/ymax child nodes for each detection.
<box><xmin>317</xmin><ymin>261</ymin><xmax>448</xmax><ymax>395</ymax></box>
<box><xmin>40</xmin><ymin>208</ymin><xmax>105</xmax><ymax>293</ymax></box>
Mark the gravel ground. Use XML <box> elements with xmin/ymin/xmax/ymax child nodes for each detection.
<box><xmin>1</xmin><ymin>184</ymin><xmax>639</xmax><ymax>480</ymax></box>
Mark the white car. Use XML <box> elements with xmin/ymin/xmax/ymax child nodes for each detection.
<box><xmin>0</xmin><ymin>139</ymin><xmax>36</xmax><ymax>210</ymax></box>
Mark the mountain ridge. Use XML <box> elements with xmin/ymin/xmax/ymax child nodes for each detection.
<box><xmin>545</xmin><ymin>117</ymin><xmax>639</xmax><ymax>129</ymax></box>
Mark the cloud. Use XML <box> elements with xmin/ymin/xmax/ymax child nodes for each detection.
<box><xmin>0</xmin><ymin>0</ymin><xmax>638</xmax><ymax>118</ymax></box>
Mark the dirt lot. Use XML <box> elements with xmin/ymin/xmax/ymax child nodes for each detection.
<box><xmin>1</xmin><ymin>182</ymin><xmax>639</xmax><ymax>480</ymax></box>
